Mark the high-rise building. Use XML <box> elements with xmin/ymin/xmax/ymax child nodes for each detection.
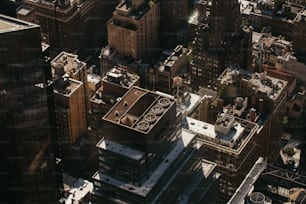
<box><xmin>53</xmin><ymin>77</ymin><xmax>86</xmax><ymax>144</ymax></box>
<box><xmin>147</xmin><ymin>45</ymin><xmax>191</xmax><ymax>93</ymax></box>
<box><xmin>190</xmin><ymin>0</ymin><xmax>252</xmax><ymax>90</ymax></box>
<box><xmin>107</xmin><ymin>0</ymin><xmax>160</xmax><ymax>60</ymax></box>
<box><xmin>17</xmin><ymin>0</ymin><xmax>117</xmax><ymax>53</ymax></box>
<box><xmin>0</xmin><ymin>0</ymin><xmax>22</xmax><ymax>17</ymax></box>
<box><xmin>88</xmin><ymin>67</ymin><xmax>139</xmax><ymax>154</ymax></box>
<box><xmin>51</xmin><ymin>51</ymin><xmax>89</xmax><ymax>126</ymax></box>
<box><xmin>186</xmin><ymin>114</ymin><xmax>259</xmax><ymax>201</ymax></box>
<box><xmin>293</xmin><ymin>10</ymin><xmax>306</xmax><ymax>63</ymax></box>
<box><xmin>160</xmin><ymin>0</ymin><xmax>189</xmax><ymax>48</ymax></box>
<box><xmin>91</xmin><ymin>86</ymin><xmax>219</xmax><ymax>203</ymax></box>
<box><xmin>0</xmin><ymin>14</ymin><xmax>59</xmax><ymax>203</ymax></box>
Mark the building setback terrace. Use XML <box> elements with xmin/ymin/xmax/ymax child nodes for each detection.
<box><xmin>186</xmin><ymin>114</ymin><xmax>257</xmax><ymax>150</ymax></box>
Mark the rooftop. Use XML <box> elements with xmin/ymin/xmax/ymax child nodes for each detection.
<box><xmin>103</xmin><ymin>67</ymin><xmax>139</xmax><ymax>89</ymax></box>
<box><xmin>186</xmin><ymin>114</ymin><xmax>257</xmax><ymax>150</ymax></box>
<box><xmin>103</xmin><ymin>86</ymin><xmax>175</xmax><ymax>133</ymax></box>
<box><xmin>16</xmin><ymin>5</ymin><xmax>33</xmax><ymax>16</ymax></box>
<box><xmin>51</xmin><ymin>51</ymin><xmax>86</xmax><ymax>79</ymax></box>
<box><xmin>61</xmin><ymin>174</ymin><xmax>93</xmax><ymax>204</ymax></box>
<box><xmin>25</xmin><ymin>0</ymin><xmax>77</xmax><ymax>9</ymax></box>
<box><xmin>90</xmin><ymin>86</ymin><xmax>119</xmax><ymax>107</ymax></box>
<box><xmin>240</xmin><ymin>0</ymin><xmax>303</xmax><ymax>22</ymax></box>
<box><xmin>218</xmin><ymin>67</ymin><xmax>288</xmax><ymax>101</ymax></box>
<box><xmin>93</xmin><ymin>129</ymin><xmax>196</xmax><ymax>197</ymax></box>
<box><xmin>252</xmin><ymin>33</ymin><xmax>291</xmax><ymax>57</ymax></box>
<box><xmin>114</xmin><ymin>0</ymin><xmax>152</xmax><ymax>20</ymax></box>
<box><xmin>54</xmin><ymin>77</ymin><xmax>83</xmax><ymax>97</ymax></box>
<box><xmin>0</xmin><ymin>14</ymin><xmax>39</xmax><ymax>33</ymax></box>
<box><xmin>177</xmin><ymin>92</ymin><xmax>201</xmax><ymax>117</ymax></box>
<box><xmin>96</xmin><ymin>138</ymin><xmax>145</xmax><ymax>161</ymax></box>
<box><xmin>87</xmin><ymin>74</ymin><xmax>101</xmax><ymax>85</ymax></box>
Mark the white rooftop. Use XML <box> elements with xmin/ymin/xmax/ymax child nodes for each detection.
<box><xmin>0</xmin><ymin>14</ymin><xmax>39</xmax><ymax>33</ymax></box>
<box><xmin>61</xmin><ymin>176</ymin><xmax>93</xmax><ymax>204</ymax></box>
<box><xmin>186</xmin><ymin>117</ymin><xmax>217</xmax><ymax>139</ymax></box>
<box><xmin>87</xmin><ymin>74</ymin><xmax>101</xmax><ymax>85</ymax></box>
<box><xmin>186</xmin><ymin>115</ymin><xmax>247</xmax><ymax>149</ymax></box>
<box><xmin>16</xmin><ymin>6</ymin><xmax>33</xmax><ymax>16</ymax></box>
<box><xmin>177</xmin><ymin>92</ymin><xmax>201</xmax><ymax>117</ymax></box>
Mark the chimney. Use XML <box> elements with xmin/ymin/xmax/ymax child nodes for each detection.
<box><xmin>250</xmin><ymin>108</ymin><xmax>256</xmax><ymax>122</ymax></box>
<box><xmin>251</xmin><ymin>87</ymin><xmax>257</xmax><ymax>106</ymax></box>
<box><xmin>258</xmin><ymin>98</ymin><xmax>264</xmax><ymax>114</ymax></box>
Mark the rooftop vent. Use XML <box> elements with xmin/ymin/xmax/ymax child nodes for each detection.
<box><xmin>249</xmin><ymin>192</ymin><xmax>265</xmax><ymax>204</ymax></box>
<box><xmin>158</xmin><ymin>98</ymin><xmax>171</xmax><ymax>108</ymax></box>
<box><xmin>144</xmin><ymin>113</ymin><xmax>157</xmax><ymax>124</ymax></box>
<box><xmin>151</xmin><ymin>105</ymin><xmax>164</xmax><ymax>116</ymax></box>
<box><xmin>137</xmin><ymin>121</ymin><xmax>150</xmax><ymax>132</ymax></box>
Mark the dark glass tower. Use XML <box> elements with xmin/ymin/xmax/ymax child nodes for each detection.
<box><xmin>0</xmin><ymin>15</ymin><xmax>60</xmax><ymax>203</ymax></box>
<box><xmin>191</xmin><ymin>0</ymin><xmax>252</xmax><ymax>90</ymax></box>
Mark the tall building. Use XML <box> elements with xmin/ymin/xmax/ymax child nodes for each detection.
<box><xmin>107</xmin><ymin>0</ymin><xmax>160</xmax><ymax>60</ymax></box>
<box><xmin>293</xmin><ymin>10</ymin><xmax>306</xmax><ymax>63</ymax></box>
<box><xmin>160</xmin><ymin>0</ymin><xmax>189</xmax><ymax>48</ymax></box>
<box><xmin>0</xmin><ymin>15</ymin><xmax>59</xmax><ymax>203</ymax></box>
<box><xmin>185</xmin><ymin>115</ymin><xmax>259</xmax><ymax>201</ymax></box>
<box><xmin>92</xmin><ymin>86</ymin><xmax>219</xmax><ymax>203</ymax></box>
<box><xmin>51</xmin><ymin>51</ymin><xmax>89</xmax><ymax>126</ymax></box>
<box><xmin>0</xmin><ymin>0</ymin><xmax>22</xmax><ymax>17</ymax></box>
<box><xmin>88</xmin><ymin>67</ymin><xmax>139</xmax><ymax>156</ymax></box>
<box><xmin>17</xmin><ymin>0</ymin><xmax>117</xmax><ymax>53</ymax></box>
<box><xmin>147</xmin><ymin>45</ymin><xmax>191</xmax><ymax>93</ymax></box>
<box><xmin>53</xmin><ymin>77</ymin><xmax>86</xmax><ymax>144</ymax></box>
<box><xmin>190</xmin><ymin>0</ymin><xmax>252</xmax><ymax>90</ymax></box>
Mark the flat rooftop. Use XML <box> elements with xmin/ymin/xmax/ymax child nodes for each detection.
<box><xmin>54</xmin><ymin>78</ymin><xmax>83</xmax><ymax>97</ymax></box>
<box><xmin>103</xmin><ymin>86</ymin><xmax>175</xmax><ymax>133</ymax></box>
<box><xmin>16</xmin><ymin>5</ymin><xmax>33</xmax><ymax>16</ymax></box>
<box><xmin>177</xmin><ymin>92</ymin><xmax>201</xmax><ymax>116</ymax></box>
<box><xmin>96</xmin><ymin>138</ymin><xmax>145</xmax><ymax>161</ymax></box>
<box><xmin>93</xmin><ymin>129</ymin><xmax>196</xmax><ymax>197</ymax></box>
<box><xmin>114</xmin><ymin>0</ymin><xmax>150</xmax><ymax>20</ymax></box>
<box><xmin>61</xmin><ymin>174</ymin><xmax>93</xmax><ymax>204</ymax></box>
<box><xmin>0</xmin><ymin>14</ymin><xmax>39</xmax><ymax>33</ymax></box>
<box><xmin>186</xmin><ymin>114</ymin><xmax>257</xmax><ymax>150</ymax></box>
<box><xmin>218</xmin><ymin>67</ymin><xmax>288</xmax><ymax>101</ymax></box>
<box><xmin>103</xmin><ymin>67</ymin><xmax>139</xmax><ymax>89</ymax></box>
<box><xmin>87</xmin><ymin>74</ymin><xmax>101</xmax><ymax>85</ymax></box>
<box><xmin>51</xmin><ymin>51</ymin><xmax>86</xmax><ymax>78</ymax></box>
